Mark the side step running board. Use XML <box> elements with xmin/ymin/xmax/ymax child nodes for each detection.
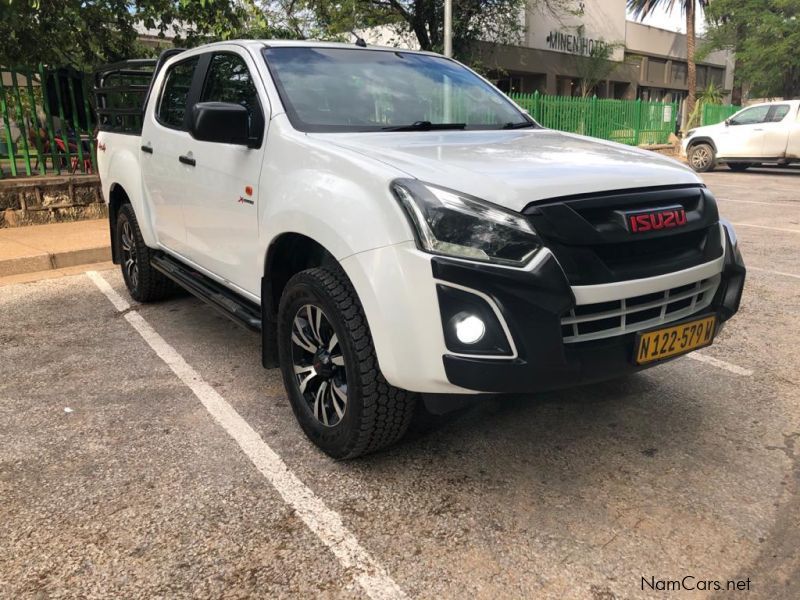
<box><xmin>151</xmin><ymin>254</ymin><xmax>262</xmax><ymax>332</ymax></box>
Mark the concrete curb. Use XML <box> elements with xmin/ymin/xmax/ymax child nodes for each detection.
<box><xmin>0</xmin><ymin>245</ymin><xmax>111</xmax><ymax>277</ymax></box>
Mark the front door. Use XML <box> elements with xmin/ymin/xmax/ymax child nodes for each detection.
<box><xmin>140</xmin><ymin>55</ymin><xmax>202</xmax><ymax>254</ymax></box>
<box><xmin>179</xmin><ymin>50</ymin><xmax>268</xmax><ymax>297</ymax></box>
<box><xmin>716</xmin><ymin>104</ymin><xmax>770</xmax><ymax>158</ymax></box>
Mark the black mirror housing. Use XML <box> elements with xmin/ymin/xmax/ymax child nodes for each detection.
<box><xmin>190</xmin><ymin>102</ymin><xmax>250</xmax><ymax>145</ymax></box>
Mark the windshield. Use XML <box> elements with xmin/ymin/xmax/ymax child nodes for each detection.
<box><xmin>262</xmin><ymin>47</ymin><xmax>533</xmax><ymax>133</ymax></box>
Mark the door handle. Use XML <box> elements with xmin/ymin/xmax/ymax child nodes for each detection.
<box><xmin>178</xmin><ymin>154</ymin><xmax>196</xmax><ymax>166</ymax></box>
<box><xmin>141</xmin><ymin>144</ymin><xmax>153</xmax><ymax>154</ymax></box>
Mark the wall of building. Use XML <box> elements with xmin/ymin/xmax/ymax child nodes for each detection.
<box><xmin>481</xmin><ymin>0</ymin><xmax>734</xmax><ymax>104</ymax></box>
<box><xmin>525</xmin><ymin>0</ymin><xmax>627</xmax><ymax>62</ymax></box>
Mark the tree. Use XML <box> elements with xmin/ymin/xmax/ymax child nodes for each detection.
<box><xmin>295</xmin><ymin>0</ymin><xmax>551</xmax><ymax>64</ymax></box>
<box><xmin>703</xmin><ymin>0</ymin><xmax>800</xmax><ymax>100</ymax></box>
<box><xmin>571</xmin><ymin>30</ymin><xmax>624</xmax><ymax>98</ymax></box>
<box><xmin>627</xmin><ymin>0</ymin><xmax>709</xmax><ymax>128</ymax></box>
<box><xmin>0</xmin><ymin>1</ymin><xmax>263</xmax><ymax>69</ymax></box>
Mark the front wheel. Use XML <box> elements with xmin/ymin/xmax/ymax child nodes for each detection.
<box><xmin>277</xmin><ymin>267</ymin><xmax>417</xmax><ymax>459</ymax></box>
<box><xmin>688</xmin><ymin>143</ymin><xmax>716</xmax><ymax>172</ymax></box>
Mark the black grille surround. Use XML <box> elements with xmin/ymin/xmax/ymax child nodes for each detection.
<box><xmin>522</xmin><ymin>184</ymin><xmax>723</xmax><ymax>285</ymax></box>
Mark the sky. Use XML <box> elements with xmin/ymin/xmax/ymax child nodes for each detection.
<box><xmin>626</xmin><ymin>4</ymin><xmax>707</xmax><ymax>35</ymax></box>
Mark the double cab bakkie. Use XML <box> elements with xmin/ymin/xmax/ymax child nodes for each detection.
<box><xmin>95</xmin><ymin>41</ymin><xmax>746</xmax><ymax>458</ymax></box>
<box><xmin>682</xmin><ymin>100</ymin><xmax>800</xmax><ymax>172</ymax></box>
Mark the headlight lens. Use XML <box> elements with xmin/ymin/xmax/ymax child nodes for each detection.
<box><xmin>392</xmin><ymin>179</ymin><xmax>541</xmax><ymax>266</ymax></box>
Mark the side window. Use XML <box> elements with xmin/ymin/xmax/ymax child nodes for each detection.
<box><xmin>729</xmin><ymin>105</ymin><xmax>769</xmax><ymax>126</ymax></box>
<box><xmin>157</xmin><ymin>57</ymin><xmax>199</xmax><ymax>129</ymax></box>
<box><xmin>768</xmin><ymin>104</ymin><xmax>790</xmax><ymax>122</ymax></box>
<box><xmin>201</xmin><ymin>53</ymin><xmax>264</xmax><ymax>143</ymax></box>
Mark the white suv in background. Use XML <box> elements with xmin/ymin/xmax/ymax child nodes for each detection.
<box><xmin>682</xmin><ymin>100</ymin><xmax>800</xmax><ymax>172</ymax></box>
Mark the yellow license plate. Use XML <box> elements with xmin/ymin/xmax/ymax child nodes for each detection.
<box><xmin>635</xmin><ymin>315</ymin><xmax>717</xmax><ymax>365</ymax></box>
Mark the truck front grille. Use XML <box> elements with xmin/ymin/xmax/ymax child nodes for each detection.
<box><xmin>523</xmin><ymin>186</ymin><xmax>723</xmax><ymax>285</ymax></box>
<box><xmin>561</xmin><ymin>275</ymin><xmax>720</xmax><ymax>343</ymax></box>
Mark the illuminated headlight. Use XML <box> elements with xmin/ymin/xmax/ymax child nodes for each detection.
<box><xmin>392</xmin><ymin>179</ymin><xmax>541</xmax><ymax>266</ymax></box>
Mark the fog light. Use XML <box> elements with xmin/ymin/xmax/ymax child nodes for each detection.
<box><xmin>454</xmin><ymin>314</ymin><xmax>485</xmax><ymax>344</ymax></box>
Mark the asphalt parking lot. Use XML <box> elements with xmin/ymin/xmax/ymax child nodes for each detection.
<box><xmin>1</xmin><ymin>166</ymin><xmax>799</xmax><ymax>599</ymax></box>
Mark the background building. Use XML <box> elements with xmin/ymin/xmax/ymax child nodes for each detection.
<box><xmin>482</xmin><ymin>0</ymin><xmax>734</xmax><ymax>103</ymax></box>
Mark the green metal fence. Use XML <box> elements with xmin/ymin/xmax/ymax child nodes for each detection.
<box><xmin>510</xmin><ymin>92</ymin><xmax>679</xmax><ymax>146</ymax></box>
<box><xmin>701</xmin><ymin>103</ymin><xmax>741</xmax><ymax>126</ymax></box>
<box><xmin>0</xmin><ymin>69</ymin><xmax>740</xmax><ymax>179</ymax></box>
<box><xmin>0</xmin><ymin>66</ymin><xmax>96</xmax><ymax>179</ymax></box>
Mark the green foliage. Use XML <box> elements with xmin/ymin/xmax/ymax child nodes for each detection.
<box><xmin>571</xmin><ymin>27</ymin><xmax>624</xmax><ymax>98</ymax></box>
<box><xmin>704</xmin><ymin>0</ymin><xmax>800</xmax><ymax>99</ymax></box>
<box><xmin>0</xmin><ymin>0</ymin><xmax>266</xmax><ymax>69</ymax></box>
<box><xmin>296</xmin><ymin>0</ymin><xmax>531</xmax><ymax>62</ymax></box>
<box><xmin>1</xmin><ymin>0</ymin><xmax>566</xmax><ymax>71</ymax></box>
<box><xmin>686</xmin><ymin>82</ymin><xmax>723</xmax><ymax>127</ymax></box>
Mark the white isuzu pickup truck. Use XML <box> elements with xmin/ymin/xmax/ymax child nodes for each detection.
<box><xmin>95</xmin><ymin>41</ymin><xmax>746</xmax><ymax>458</ymax></box>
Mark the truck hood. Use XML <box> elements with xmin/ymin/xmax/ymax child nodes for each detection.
<box><xmin>315</xmin><ymin>129</ymin><xmax>700</xmax><ymax>212</ymax></box>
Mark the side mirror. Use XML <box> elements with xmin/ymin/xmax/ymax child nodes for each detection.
<box><xmin>724</xmin><ymin>118</ymin><xmax>731</xmax><ymax>126</ymax></box>
<box><xmin>190</xmin><ymin>102</ymin><xmax>250</xmax><ymax>146</ymax></box>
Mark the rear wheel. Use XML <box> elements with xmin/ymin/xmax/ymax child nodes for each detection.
<box><xmin>116</xmin><ymin>204</ymin><xmax>177</xmax><ymax>302</ymax></box>
<box><xmin>277</xmin><ymin>267</ymin><xmax>417</xmax><ymax>459</ymax></box>
<box><xmin>727</xmin><ymin>162</ymin><xmax>751</xmax><ymax>172</ymax></box>
<box><xmin>688</xmin><ymin>143</ymin><xmax>716</xmax><ymax>172</ymax></box>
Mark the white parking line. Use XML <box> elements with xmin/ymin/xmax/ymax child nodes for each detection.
<box><xmin>86</xmin><ymin>271</ymin><xmax>407</xmax><ymax>600</ymax></box>
<box><xmin>748</xmin><ymin>265</ymin><xmax>800</xmax><ymax>280</ymax></box>
<box><xmin>686</xmin><ymin>352</ymin><xmax>753</xmax><ymax>376</ymax></box>
<box><xmin>731</xmin><ymin>222</ymin><xmax>800</xmax><ymax>234</ymax></box>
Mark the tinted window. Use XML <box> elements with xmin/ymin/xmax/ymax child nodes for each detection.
<box><xmin>768</xmin><ymin>104</ymin><xmax>790</xmax><ymax>122</ymax></box>
<box><xmin>262</xmin><ymin>47</ymin><xmax>529</xmax><ymax>133</ymax></box>
<box><xmin>158</xmin><ymin>57</ymin><xmax>199</xmax><ymax>129</ymax></box>
<box><xmin>730</xmin><ymin>105</ymin><xmax>769</xmax><ymax>126</ymax></box>
<box><xmin>201</xmin><ymin>53</ymin><xmax>263</xmax><ymax>142</ymax></box>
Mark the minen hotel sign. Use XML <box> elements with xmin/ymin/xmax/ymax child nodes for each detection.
<box><xmin>545</xmin><ymin>30</ymin><xmax>609</xmax><ymax>57</ymax></box>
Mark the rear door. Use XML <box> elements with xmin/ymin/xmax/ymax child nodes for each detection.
<box><xmin>760</xmin><ymin>103</ymin><xmax>792</xmax><ymax>157</ymax></box>
<box><xmin>716</xmin><ymin>104</ymin><xmax>770</xmax><ymax>158</ymax></box>
<box><xmin>140</xmin><ymin>55</ymin><xmax>203</xmax><ymax>254</ymax></box>
<box><xmin>179</xmin><ymin>49</ymin><xmax>268</xmax><ymax>297</ymax></box>
<box><xmin>787</xmin><ymin>103</ymin><xmax>800</xmax><ymax>159</ymax></box>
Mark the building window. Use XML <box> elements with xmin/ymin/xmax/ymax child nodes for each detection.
<box><xmin>648</xmin><ymin>59</ymin><xmax>667</xmax><ymax>83</ymax></box>
<box><xmin>671</xmin><ymin>62</ymin><xmax>687</xmax><ymax>86</ymax></box>
<box><xmin>495</xmin><ymin>74</ymin><xmax>523</xmax><ymax>94</ymax></box>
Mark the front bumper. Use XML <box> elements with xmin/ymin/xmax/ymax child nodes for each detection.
<box><xmin>340</xmin><ymin>226</ymin><xmax>744</xmax><ymax>395</ymax></box>
<box><xmin>437</xmin><ymin>226</ymin><xmax>745</xmax><ymax>393</ymax></box>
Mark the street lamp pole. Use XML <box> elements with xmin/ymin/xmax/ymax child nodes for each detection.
<box><xmin>444</xmin><ymin>0</ymin><xmax>453</xmax><ymax>57</ymax></box>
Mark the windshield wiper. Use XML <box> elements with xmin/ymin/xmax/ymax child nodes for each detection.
<box><xmin>502</xmin><ymin>121</ymin><xmax>537</xmax><ymax>129</ymax></box>
<box><xmin>381</xmin><ymin>121</ymin><xmax>467</xmax><ymax>132</ymax></box>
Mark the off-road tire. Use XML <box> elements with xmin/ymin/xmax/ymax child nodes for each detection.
<box><xmin>116</xmin><ymin>204</ymin><xmax>177</xmax><ymax>302</ymax></box>
<box><xmin>277</xmin><ymin>267</ymin><xmax>417</xmax><ymax>459</ymax></box>
<box><xmin>727</xmin><ymin>162</ymin><xmax>751</xmax><ymax>172</ymax></box>
<box><xmin>688</xmin><ymin>142</ymin><xmax>716</xmax><ymax>172</ymax></box>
